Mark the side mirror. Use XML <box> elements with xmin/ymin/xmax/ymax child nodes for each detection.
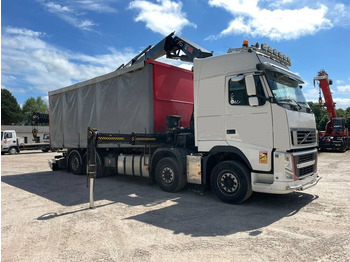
<box><xmin>249</xmin><ymin>97</ymin><xmax>259</xmax><ymax>107</ymax></box>
<box><xmin>246</xmin><ymin>75</ymin><xmax>259</xmax><ymax>106</ymax></box>
<box><xmin>245</xmin><ymin>75</ymin><xmax>256</xmax><ymax>96</ymax></box>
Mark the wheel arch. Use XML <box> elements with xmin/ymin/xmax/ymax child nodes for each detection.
<box><xmin>203</xmin><ymin>146</ymin><xmax>252</xmax><ymax>188</ymax></box>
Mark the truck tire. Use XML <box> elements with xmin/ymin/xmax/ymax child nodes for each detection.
<box><xmin>68</xmin><ymin>150</ymin><xmax>84</xmax><ymax>175</ymax></box>
<box><xmin>340</xmin><ymin>142</ymin><xmax>347</xmax><ymax>152</ymax></box>
<box><xmin>155</xmin><ymin>157</ymin><xmax>186</xmax><ymax>192</ymax></box>
<box><xmin>8</xmin><ymin>147</ymin><xmax>17</xmax><ymax>155</ymax></box>
<box><xmin>210</xmin><ymin>160</ymin><xmax>252</xmax><ymax>204</ymax></box>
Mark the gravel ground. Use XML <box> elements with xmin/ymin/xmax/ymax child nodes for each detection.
<box><xmin>1</xmin><ymin>150</ymin><xmax>350</xmax><ymax>262</ymax></box>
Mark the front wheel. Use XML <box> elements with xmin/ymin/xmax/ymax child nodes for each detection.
<box><xmin>155</xmin><ymin>157</ymin><xmax>186</xmax><ymax>192</ymax></box>
<box><xmin>210</xmin><ymin>160</ymin><xmax>252</xmax><ymax>204</ymax></box>
<box><xmin>8</xmin><ymin>147</ymin><xmax>17</xmax><ymax>155</ymax></box>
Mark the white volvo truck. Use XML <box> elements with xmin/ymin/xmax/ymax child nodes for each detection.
<box><xmin>49</xmin><ymin>34</ymin><xmax>321</xmax><ymax>204</ymax></box>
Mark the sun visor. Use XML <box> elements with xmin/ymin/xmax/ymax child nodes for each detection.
<box><xmin>256</xmin><ymin>62</ymin><xmax>304</xmax><ymax>84</ymax></box>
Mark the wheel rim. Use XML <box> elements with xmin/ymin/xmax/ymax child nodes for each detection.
<box><xmin>217</xmin><ymin>171</ymin><xmax>240</xmax><ymax>195</ymax></box>
<box><xmin>161</xmin><ymin>167</ymin><xmax>174</xmax><ymax>185</ymax></box>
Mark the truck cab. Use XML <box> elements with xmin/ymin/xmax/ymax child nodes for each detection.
<box><xmin>194</xmin><ymin>43</ymin><xmax>319</xmax><ymax>198</ymax></box>
<box><xmin>1</xmin><ymin>130</ymin><xmax>19</xmax><ymax>155</ymax></box>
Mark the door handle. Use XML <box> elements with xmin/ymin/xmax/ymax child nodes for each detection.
<box><xmin>226</xmin><ymin>129</ymin><xmax>236</xmax><ymax>134</ymax></box>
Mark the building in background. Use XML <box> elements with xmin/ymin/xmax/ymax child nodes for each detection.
<box><xmin>1</xmin><ymin>125</ymin><xmax>49</xmax><ymax>143</ymax></box>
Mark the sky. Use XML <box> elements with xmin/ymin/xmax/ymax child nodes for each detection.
<box><xmin>1</xmin><ymin>0</ymin><xmax>350</xmax><ymax>109</ymax></box>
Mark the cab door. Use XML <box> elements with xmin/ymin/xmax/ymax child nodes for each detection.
<box><xmin>225</xmin><ymin>74</ymin><xmax>274</xmax><ymax>171</ymax></box>
<box><xmin>2</xmin><ymin>131</ymin><xmax>16</xmax><ymax>150</ymax></box>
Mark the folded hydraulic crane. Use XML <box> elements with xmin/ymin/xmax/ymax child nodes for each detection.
<box><xmin>31</xmin><ymin>112</ymin><xmax>50</xmax><ymax>143</ymax></box>
<box><xmin>87</xmin><ymin>33</ymin><xmax>212</xmax><ymax>208</ymax></box>
<box><xmin>117</xmin><ymin>32</ymin><xmax>212</xmax><ymax>70</ymax></box>
<box><xmin>314</xmin><ymin>70</ymin><xmax>349</xmax><ymax>152</ymax></box>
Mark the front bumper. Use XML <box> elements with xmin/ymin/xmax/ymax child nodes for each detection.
<box><xmin>252</xmin><ymin>172</ymin><xmax>321</xmax><ymax>194</ymax></box>
<box><xmin>319</xmin><ymin>140</ymin><xmax>347</xmax><ymax>151</ymax></box>
<box><xmin>286</xmin><ymin>175</ymin><xmax>322</xmax><ymax>190</ymax></box>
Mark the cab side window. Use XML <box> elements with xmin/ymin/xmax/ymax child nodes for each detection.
<box><xmin>228</xmin><ymin>75</ymin><xmax>266</xmax><ymax>106</ymax></box>
<box><xmin>5</xmin><ymin>132</ymin><xmax>13</xmax><ymax>139</ymax></box>
<box><xmin>229</xmin><ymin>78</ymin><xmax>249</xmax><ymax>105</ymax></box>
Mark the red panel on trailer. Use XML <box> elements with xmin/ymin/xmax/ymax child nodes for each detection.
<box><xmin>147</xmin><ymin>60</ymin><xmax>194</xmax><ymax>133</ymax></box>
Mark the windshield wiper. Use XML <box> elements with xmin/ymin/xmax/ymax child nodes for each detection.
<box><xmin>278</xmin><ymin>99</ymin><xmax>302</xmax><ymax>111</ymax></box>
<box><xmin>292</xmin><ymin>99</ymin><xmax>302</xmax><ymax>110</ymax></box>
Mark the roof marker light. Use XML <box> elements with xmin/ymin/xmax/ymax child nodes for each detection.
<box><xmin>242</xmin><ymin>40</ymin><xmax>248</xmax><ymax>48</ymax></box>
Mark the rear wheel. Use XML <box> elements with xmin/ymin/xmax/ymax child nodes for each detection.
<box><xmin>155</xmin><ymin>157</ymin><xmax>186</xmax><ymax>192</ymax></box>
<box><xmin>68</xmin><ymin>150</ymin><xmax>83</xmax><ymax>175</ymax></box>
<box><xmin>210</xmin><ymin>160</ymin><xmax>252</xmax><ymax>204</ymax></box>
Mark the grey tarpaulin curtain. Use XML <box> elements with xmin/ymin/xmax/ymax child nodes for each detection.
<box><xmin>49</xmin><ymin>63</ymin><xmax>153</xmax><ymax>148</ymax></box>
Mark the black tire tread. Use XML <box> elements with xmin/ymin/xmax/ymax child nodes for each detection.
<box><xmin>155</xmin><ymin>157</ymin><xmax>186</xmax><ymax>192</ymax></box>
<box><xmin>210</xmin><ymin>160</ymin><xmax>252</xmax><ymax>204</ymax></box>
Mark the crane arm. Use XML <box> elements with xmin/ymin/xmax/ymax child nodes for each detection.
<box><xmin>314</xmin><ymin>70</ymin><xmax>337</xmax><ymax>120</ymax></box>
<box><xmin>32</xmin><ymin>112</ymin><xmax>49</xmax><ymax>125</ymax></box>
<box><xmin>119</xmin><ymin>32</ymin><xmax>213</xmax><ymax>70</ymax></box>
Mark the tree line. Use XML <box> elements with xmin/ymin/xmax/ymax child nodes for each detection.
<box><xmin>1</xmin><ymin>89</ymin><xmax>49</xmax><ymax>125</ymax></box>
<box><xmin>2</xmin><ymin>88</ymin><xmax>350</xmax><ymax>131</ymax></box>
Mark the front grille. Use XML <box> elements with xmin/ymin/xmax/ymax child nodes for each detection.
<box><xmin>291</xmin><ymin>129</ymin><xmax>317</xmax><ymax>146</ymax></box>
<box><xmin>293</xmin><ymin>151</ymin><xmax>317</xmax><ymax>178</ymax></box>
<box><xmin>299</xmin><ymin>166</ymin><xmax>314</xmax><ymax>176</ymax></box>
<box><xmin>298</xmin><ymin>153</ymin><xmax>315</xmax><ymax>163</ymax></box>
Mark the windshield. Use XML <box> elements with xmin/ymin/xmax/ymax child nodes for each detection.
<box><xmin>333</xmin><ymin>118</ymin><xmax>343</xmax><ymax>132</ymax></box>
<box><xmin>265</xmin><ymin>70</ymin><xmax>310</xmax><ymax>112</ymax></box>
